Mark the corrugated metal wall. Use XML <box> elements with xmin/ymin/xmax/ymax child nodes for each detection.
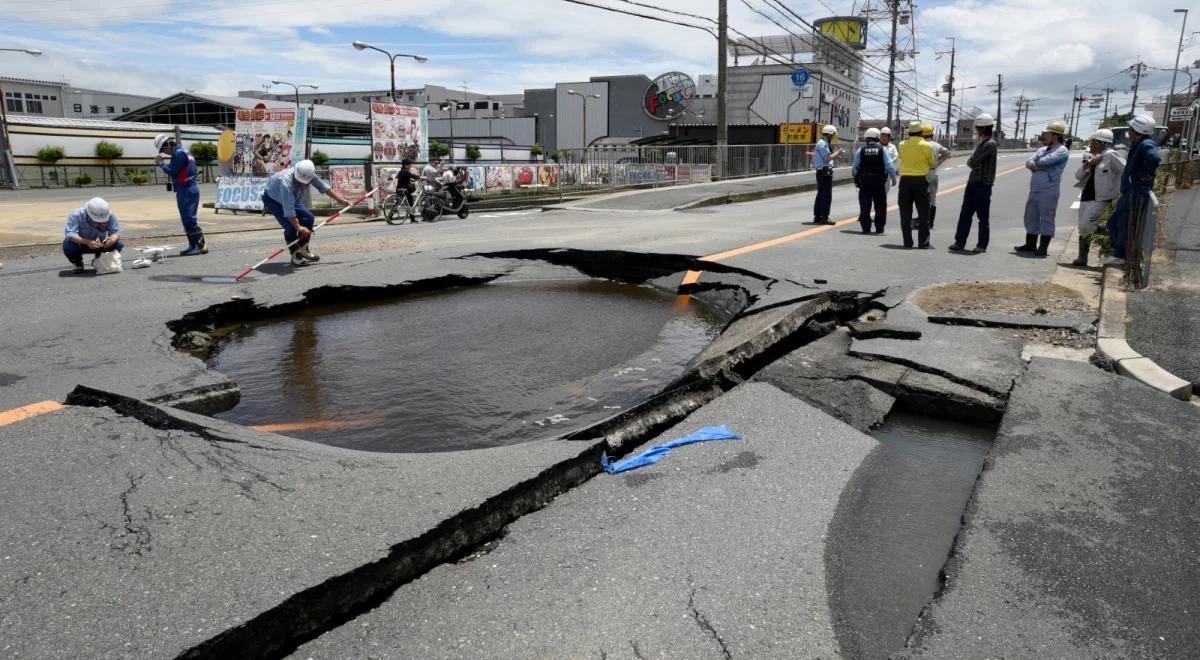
<box><xmin>428</xmin><ymin>117</ymin><xmax>535</xmax><ymax>146</ymax></box>
<box><xmin>555</xmin><ymin>82</ymin><xmax>609</xmax><ymax>150</ymax></box>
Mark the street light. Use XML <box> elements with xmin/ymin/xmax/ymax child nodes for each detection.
<box><xmin>431</xmin><ymin>99</ymin><xmax>462</xmax><ymax>163</ymax></box>
<box><xmin>1165</xmin><ymin>9</ymin><xmax>1189</xmax><ymax>133</ymax></box>
<box><xmin>270</xmin><ymin>80</ymin><xmax>318</xmax><ymax>112</ymax></box>
<box><xmin>0</xmin><ymin>47</ymin><xmax>43</xmax><ymax>189</ymax></box>
<box><xmin>567</xmin><ymin>89</ymin><xmax>600</xmax><ymax>159</ymax></box>
<box><xmin>351</xmin><ymin>40</ymin><xmax>428</xmax><ymax>102</ymax></box>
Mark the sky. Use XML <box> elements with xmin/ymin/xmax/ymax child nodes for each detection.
<box><xmin>0</xmin><ymin>0</ymin><xmax>1197</xmax><ymax>137</ymax></box>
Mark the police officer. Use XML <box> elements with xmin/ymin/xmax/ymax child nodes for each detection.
<box><xmin>154</xmin><ymin>134</ymin><xmax>206</xmax><ymax>256</ymax></box>
<box><xmin>812</xmin><ymin>125</ymin><xmax>844</xmax><ymax>224</ymax></box>
<box><xmin>1104</xmin><ymin>115</ymin><xmax>1161</xmax><ymax>266</ymax></box>
<box><xmin>921</xmin><ymin>124</ymin><xmax>952</xmax><ymax>228</ymax></box>
<box><xmin>1017</xmin><ymin>121</ymin><xmax>1069</xmax><ymax>257</ymax></box>
<box><xmin>851</xmin><ymin>128</ymin><xmax>897</xmax><ymax>234</ymax></box>
<box><xmin>897</xmin><ymin>120</ymin><xmax>935</xmax><ymax>248</ymax></box>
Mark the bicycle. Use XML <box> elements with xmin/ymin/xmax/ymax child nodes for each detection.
<box><xmin>382</xmin><ymin>179</ymin><xmax>427</xmax><ymax>225</ymax></box>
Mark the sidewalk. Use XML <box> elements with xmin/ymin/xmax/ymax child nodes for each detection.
<box><xmin>1125</xmin><ymin>186</ymin><xmax>1200</xmax><ymax>393</ymax></box>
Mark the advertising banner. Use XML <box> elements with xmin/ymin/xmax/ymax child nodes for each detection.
<box><xmin>233</xmin><ymin>108</ymin><xmax>304</xmax><ymax>176</ymax></box>
<box><xmin>779</xmin><ymin>122</ymin><xmax>814</xmax><ymax>144</ymax></box>
<box><xmin>215</xmin><ymin>176</ymin><xmax>269</xmax><ymax>211</ymax></box>
<box><xmin>371</xmin><ymin>102</ymin><xmax>428</xmax><ymax>163</ymax></box>
<box><xmin>329</xmin><ymin>165</ymin><xmax>366</xmax><ymax>200</ymax></box>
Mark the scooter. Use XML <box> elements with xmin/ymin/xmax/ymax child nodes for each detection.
<box><xmin>420</xmin><ymin>172</ymin><xmax>470</xmax><ymax>221</ymax></box>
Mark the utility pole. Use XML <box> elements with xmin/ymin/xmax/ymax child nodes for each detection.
<box><xmin>941</xmin><ymin>37</ymin><xmax>956</xmax><ymax>144</ymax></box>
<box><xmin>1069</xmin><ymin>85</ymin><xmax>1080</xmax><ymax>139</ymax></box>
<box><xmin>716</xmin><ymin>0</ymin><xmax>728</xmax><ymax>180</ymax></box>
<box><xmin>1164</xmin><ymin>9</ymin><xmax>1188</xmax><ymax>131</ymax></box>
<box><xmin>1022</xmin><ymin>99</ymin><xmax>1033</xmax><ymax>142</ymax></box>
<box><xmin>1013</xmin><ymin>93</ymin><xmax>1025</xmax><ymax>142</ymax></box>
<box><xmin>1129</xmin><ymin>59</ymin><xmax>1145</xmax><ymax>114</ymax></box>
<box><xmin>885</xmin><ymin>0</ymin><xmax>900</xmax><ymax>129</ymax></box>
<box><xmin>987</xmin><ymin>74</ymin><xmax>1003</xmax><ymax>143</ymax></box>
<box><xmin>1100</xmin><ymin>87</ymin><xmax>1113</xmax><ymax>125</ymax></box>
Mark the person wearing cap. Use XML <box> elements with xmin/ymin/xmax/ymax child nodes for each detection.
<box><xmin>920</xmin><ymin>124</ymin><xmax>952</xmax><ymax>228</ymax></box>
<box><xmin>1071</xmin><ymin>129</ymin><xmax>1124</xmax><ymax>267</ymax></box>
<box><xmin>897</xmin><ymin>120</ymin><xmax>936</xmax><ymax>248</ymax></box>
<box><xmin>63</xmin><ymin>197</ymin><xmax>123</xmax><ymax>274</ymax></box>
<box><xmin>879</xmin><ymin>127</ymin><xmax>900</xmax><ymax>189</ymax></box>
<box><xmin>812</xmin><ymin>125</ymin><xmax>844</xmax><ymax>225</ymax></box>
<box><xmin>851</xmin><ymin>128</ymin><xmax>897</xmax><ymax>233</ymax></box>
<box><xmin>1104</xmin><ymin>115</ymin><xmax>1161</xmax><ymax>266</ymax></box>
<box><xmin>1017</xmin><ymin>121</ymin><xmax>1070</xmax><ymax>257</ymax></box>
<box><xmin>951</xmin><ymin>113</ymin><xmax>998</xmax><ymax>253</ymax></box>
<box><xmin>261</xmin><ymin>160</ymin><xmax>353</xmax><ymax>266</ymax></box>
<box><xmin>153</xmin><ymin>134</ymin><xmax>206</xmax><ymax>256</ymax></box>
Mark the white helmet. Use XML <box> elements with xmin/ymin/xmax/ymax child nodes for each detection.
<box><xmin>439</xmin><ymin>170</ymin><xmax>456</xmax><ymax>184</ymax></box>
<box><xmin>85</xmin><ymin>197</ymin><xmax>111</xmax><ymax>224</ymax></box>
<box><xmin>1090</xmin><ymin>128</ymin><xmax>1114</xmax><ymax>144</ymax></box>
<box><xmin>153</xmin><ymin>134</ymin><xmax>171</xmax><ymax>152</ymax></box>
<box><xmin>822</xmin><ymin>125</ymin><xmax>837</xmax><ymax>136</ymax></box>
<box><xmin>974</xmin><ymin>113</ymin><xmax>994</xmax><ymax>128</ymax></box>
<box><xmin>1128</xmin><ymin>115</ymin><xmax>1155</xmax><ymax>136</ymax></box>
<box><xmin>879</xmin><ymin>127</ymin><xmax>892</xmax><ymax>135</ymax></box>
<box><xmin>294</xmin><ymin>159</ymin><xmax>316</xmax><ymax>183</ymax></box>
<box><xmin>864</xmin><ymin>128</ymin><xmax>881</xmax><ymax>139</ymax></box>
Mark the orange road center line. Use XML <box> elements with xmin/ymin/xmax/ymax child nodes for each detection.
<box><xmin>0</xmin><ymin>400</ymin><xmax>65</xmax><ymax>426</ymax></box>
<box><xmin>680</xmin><ymin>164</ymin><xmax>1026</xmax><ymax>286</ymax></box>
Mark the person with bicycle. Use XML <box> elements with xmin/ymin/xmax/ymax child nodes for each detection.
<box><xmin>395</xmin><ymin>158</ymin><xmax>417</xmax><ymax>221</ymax></box>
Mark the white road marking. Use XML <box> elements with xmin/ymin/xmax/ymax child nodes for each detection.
<box><xmin>478</xmin><ymin>210</ymin><xmax>539</xmax><ymax>218</ymax></box>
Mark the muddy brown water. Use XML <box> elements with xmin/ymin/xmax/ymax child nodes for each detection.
<box><xmin>827</xmin><ymin>410</ymin><xmax>994</xmax><ymax>659</ymax></box>
<box><xmin>209</xmin><ymin>279</ymin><xmax>728</xmax><ymax>452</ymax></box>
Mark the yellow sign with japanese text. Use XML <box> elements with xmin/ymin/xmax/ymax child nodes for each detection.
<box><xmin>779</xmin><ymin>123</ymin><xmax>814</xmax><ymax>144</ymax></box>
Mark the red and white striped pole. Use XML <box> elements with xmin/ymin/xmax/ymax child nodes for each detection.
<box><xmin>234</xmin><ymin>187</ymin><xmax>378</xmax><ymax>281</ymax></box>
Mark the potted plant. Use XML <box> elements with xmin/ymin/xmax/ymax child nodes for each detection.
<box><xmin>531</xmin><ymin>142</ymin><xmax>544</xmax><ymax>161</ymax></box>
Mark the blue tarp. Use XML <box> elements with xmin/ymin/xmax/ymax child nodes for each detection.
<box><xmin>600</xmin><ymin>425</ymin><xmax>741</xmax><ymax>474</ymax></box>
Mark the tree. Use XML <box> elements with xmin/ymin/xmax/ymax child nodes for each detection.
<box><xmin>1100</xmin><ymin>112</ymin><xmax>1133</xmax><ymax>129</ymax></box>
<box><xmin>310</xmin><ymin>149</ymin><xmax>330</xmax><ymax>167</ymax></box>
<box><xmin>36</xmin><ymin>145</ymin><xmax>65</xmax><ymax>187</ymax></box>
<box><xmin>530</xmin><ymin>142</ymin><xmax>545</xmax><ymax>158</ymax></box>
<box><xmin>190</xmin><ymin>142</ymin><xmax>218</xmax><ymax>182</ymax></box>
<box><xmin>95</xmin><ymin>140</ymin><xmax>123</xmax><ymax>184</ymax></box>
<box><xmin>465</xmin><ymin>144</ymin><xmax>481</xmax><ymax>162</ymax></box>
<box><xmin>428</xmin><ymin>140</ymin><xmax>450</xmax><ymax>158</ymax></box>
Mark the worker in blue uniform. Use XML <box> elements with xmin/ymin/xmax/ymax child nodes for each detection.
<box><xmin>154</xmin><ymin>134</ymin><xmax>206</xmax><ymax>256</ymax></box>
<box><xmin>851</xmin><ymin>128</ymin><xmax>897</xmax><ymax>233</ymax></box>
<box><xmin>1104</xmin><ymin>115</ymin><xmax>1161</xmax><ymax>266</ymax></box>
<box><xmin>812</xmin><ymin>125</ymin><xmax>844</xmax><ymax>224</ymax></box>
<box><xmin>1016</xmin><ymin>121</ymin><xmax>1069</xmax><ymax>257</ymax></box>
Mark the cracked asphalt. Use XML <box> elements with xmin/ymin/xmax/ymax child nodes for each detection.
<box><xmin>3</xmin><ymin>151</ymin><xmax>1198</xmax><ymax>659</ymax></box>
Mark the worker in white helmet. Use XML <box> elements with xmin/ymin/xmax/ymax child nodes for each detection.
<box><xmin>154</xmin><ymin>133</ymin><xmax>207</xmax><ymax>256</ymax></box>
<box><xmin>812</xmin><ymin>125</ymin><xmax>844</xmax><ymax>224</ymax></box>
<box><xmin>1104</xmin><ymin>115</ymin><xmax>1161</xmax><ymax>266</ymax></box>
<box><xmin>851</xmin><ymin>128</ymin><xmax>897</xmax><ymax>233</ymax></box>
<box><xmin>879</xmin><ymin>127</ymin><xmax>900</xmax><ymax>188</ymax></box>
<box><xmin>260</xmin><ymin>160</ymin><xmax>353</xmax><ymax>266</ymax></box>
<box><xmin>1071</xmin><ymin>128</ymin><xmax>1124</xmax><ymax>266</ymax></box>
<box><xmin>1017</xmin><ymin>120</ymin><xmax>1070</xmax><ymax>257</ymax></box>
<box><xmin>951</xmin><ymin>113</ymin><xmax>997</xmax><ymax>253</ymax></box>
<box><xmin>63</xmin><ymin>197</ymin><xmax>123</xmax><ymax>274</ymax></box>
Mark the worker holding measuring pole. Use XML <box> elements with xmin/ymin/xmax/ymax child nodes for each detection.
<box><xmin>261</xmin><ymin>160</ymin><xmax>352</xmax><ymax>266</ymax></box>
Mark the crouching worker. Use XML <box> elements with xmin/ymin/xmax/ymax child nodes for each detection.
<box><xmin>63</xmin><ymin>197</ymin><xmax>123</xmax><ymax>274</ymax></box>
<box><xmin>261</xmin><ymin>160</ymin><xmax>352</xmax><ymax>266</ymax></box>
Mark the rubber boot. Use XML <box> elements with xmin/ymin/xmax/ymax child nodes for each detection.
<box><xmin>928</xmin><ymin>205</ymin><xmax>936</xmax><ymax>229</ymax></box>
<box><xmin>179</xmin><ymin>231</ymin><xmax>208</xmax><ymax>256</ymax></box>
<box><xmin>289</xmin><ymin>245</ymin><xmax>310</xmax><ymax>267</ymax></box>
<box><xmin>1014</xmin><ymin>233</ymin><xmax>1037</xmax><ymax>253</ymax></box>
<box><xmin>299</xmin><ymin>245</ymin><xmax>320</xmax><ymax>262</ymax></box>
<box><xmin>1071</xmin><ymin>236</ymin><xmax>1090</xmax><ymax>266</ymax></box>
<box><xmin>1034</xmin><ymin>234</ymin><xmax>1052</xmax><ymax>257</ymax></box>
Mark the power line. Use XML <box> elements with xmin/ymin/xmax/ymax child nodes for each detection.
<box><xmin>555</xmin><ymin>0</ymin><xmax>716</xmax><ymax>34</ymax></box>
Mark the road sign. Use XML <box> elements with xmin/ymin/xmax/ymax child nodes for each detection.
<box><xmin>791</xmin><ymin>68</ymin><xmax>811</xmax><ymax>88</ymax></box>
<box><xmin>1169</xmin><ymin>106</ymin><xmax>1191</xmax><ymax>121</ymax></box>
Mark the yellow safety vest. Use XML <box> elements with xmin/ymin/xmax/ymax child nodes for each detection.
<box><xmin>897</xmin><ymin>137</ymin><xmax>934</xmax><ymax>177</ymax></box>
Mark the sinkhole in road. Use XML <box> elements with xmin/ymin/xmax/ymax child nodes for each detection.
<box><xmin>209</xmin><ymin>279</ymin><xmax>729</xmax><ymax>452</ymax></box>
<box><xmin>827</xmin><ymin>409</ymin><xmax>995</xmax><ymax>660</ymax></box>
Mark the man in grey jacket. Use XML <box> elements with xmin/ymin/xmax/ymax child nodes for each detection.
<box><xmin>1072</xmin><ymin>129</ymin><xmax>1124</xmax><ymax>266</ymax></box>
<box><xmin>950</xmin><ymin>114</ymin><xmax>997</xmax><ymax>253</ymax></box>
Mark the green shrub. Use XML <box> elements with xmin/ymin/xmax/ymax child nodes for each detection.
<box><xmin>530</xmin><ymin>142</ymin><xmax>544</xmax><ymax>157</ymax></box>
<box><xmin>428</xmin><ymin>140</ymin><xmax>450</xmax><ymax>158</ymax></box>
<box><xmin>36</xmin><ymin>145</ymin><xmax>64</xmax><ymax>163</ymax></box>
<box><xmin>189</xmin><ymin>142</ymin><xmax>218</xmax><ymax>165</ymax></box>
<box><xmin>310</xmin><ymin>149</ymin><xmax>330</xmax><ymax>167</ymax></box>
<box><xmin>131</xmin><ymin>174</ymin><xmax>150</xmax><ymax>185</ymax></box>
<box><xmin>48</xmin><ymin>170</ymin><xmax>59</xmax><ymax>183</ymax></box>
<box><xmin>465</xmin><ymin>144</ymin><xmax>481</xmax><ymax>162</ymax></box>
<box><xmin>95</xmin><ymin>140</ymin><xmax>123</xmax><ymax>161</ymax></box>
<box><xmin>73</xmin><ymin>173</ymin><xmax>93</xmax><ymax>186</ymax></box>
<box><xmin>550</xmin><ymin>149</ymin><xmax>562</xmax><ymax>163</ymax></box>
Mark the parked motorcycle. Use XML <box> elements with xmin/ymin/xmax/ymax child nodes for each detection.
<box><xmin>418</xmin><ymin>170</ymin><xmax>470</xmax><ymax>222</ymax></box>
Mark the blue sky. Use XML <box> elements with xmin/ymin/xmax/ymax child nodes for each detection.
<box><xmin>1</xmin><ymin>0</ymin><xmax>1196</xmax><ymax>136</ymax></box>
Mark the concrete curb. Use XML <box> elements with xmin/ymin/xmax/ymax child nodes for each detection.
<box><xmin>1096</xmin><ymin>267</ymin><xmax>1193</xmax><ymax>400</ymax></box>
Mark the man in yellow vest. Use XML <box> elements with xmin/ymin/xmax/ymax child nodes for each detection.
<box><xmin>897</xmin><ymin>120</ymin><xmax>935</xmax><ymax>248</ymax></box>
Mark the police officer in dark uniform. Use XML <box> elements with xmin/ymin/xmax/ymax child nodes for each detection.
<box><xmin>851</xmin><ymin>128</ymin><xmax>898</xmax><ymax>234</ymax></box>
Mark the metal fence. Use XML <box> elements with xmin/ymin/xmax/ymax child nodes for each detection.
<box><xmin>1</xmin><ymin>163</ymin><xmax>222</xmax><ymax>190</ymax></box>
<box><xmin>551</xmin><ymin>143</ymin><xmax>864</xmax><ymax>181</ymax></box>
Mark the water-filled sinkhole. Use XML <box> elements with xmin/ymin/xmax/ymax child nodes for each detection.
<box><xmin>209</xmin><ymin>279</ymin><xmax>730</xmax><ymax>452</ymax></box>
<box><xmin>827</xmin><ymin>409</ymin><xmax>995</xmax><ymax>660</ymax></box>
